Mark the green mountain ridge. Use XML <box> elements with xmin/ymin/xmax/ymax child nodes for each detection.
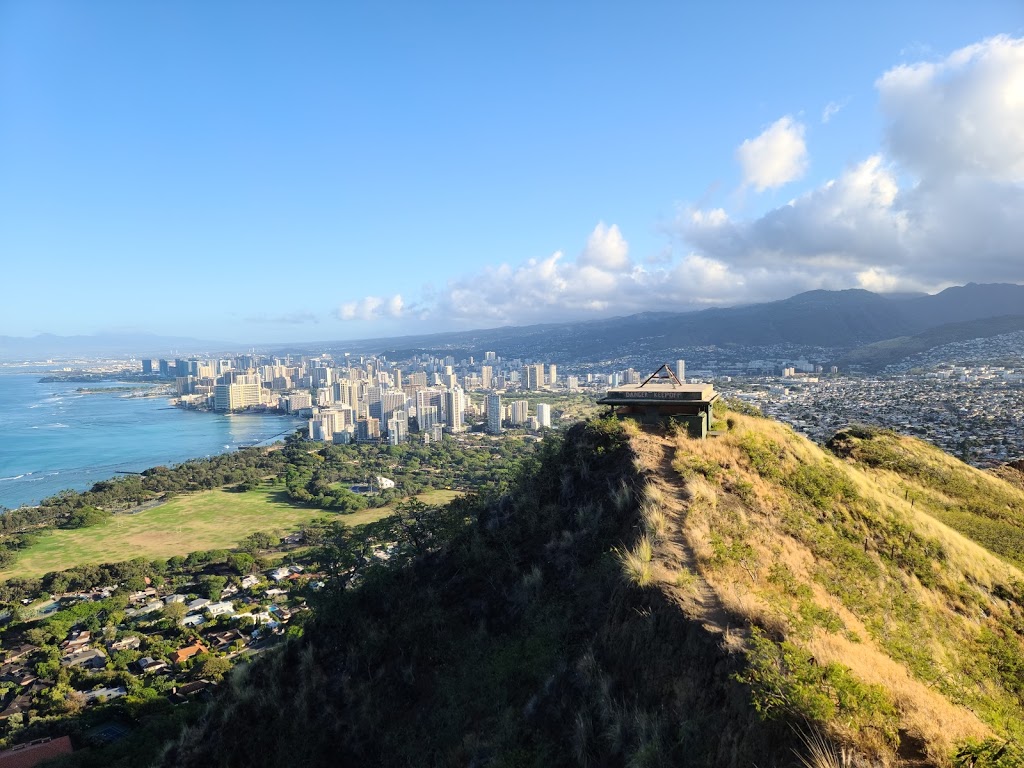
<box><xmin>152</xmin><ymin>414</ymin><xmax>1024</xmax><ymax>768</ymax></box>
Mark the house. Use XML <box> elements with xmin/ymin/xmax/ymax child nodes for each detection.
<box><xmin>107</xmin><ymin>636</ymin><xmax>140</xmax><ymax>653</ymax></box>
<box><xmin>269</xmin><ymin>605</ymin><xmax>292</xmax><ymax>622</ymax></box>
<box><xmin>125</xmin><ymin>600</ymin><xmax>163</xmax><ymax>618</ymax></box>
<box><xmin>163</xmin><ymin>594</ymin><xmax>187</xmax><ymax>605</ymax></box>
<box><xmin>170</xmin><ymin>642</ymin><xmax>208</xmax><ymax>665</ymax></box>
<box><xmin>168</xmin><ymin>679</ymin><xmax>216</xmax><ymax>705</ymax></box>
<box><xmin>0</xmin><ymin>667</ymin><xmax>37</xmax><ymax>687</ymax></box>
<box><xmin>82</xmin><ymin>686</ymin><xmax>127</xmax><ymax>705</ymax></box>
<box><xmin>0</xmin><ymin>735</ymin><xmax>74</xmax><ymax>767</ymax></box>
<box><xmin>3</xmin><ymin>646</ymin><xmax>37</xmax><ymax>665</ymax></box>
<box><xmin>220</xmin><ymin>584</ymin><xmax>239</xmax><ymax>598</ymax></box>
<box><xmin>136</xmin><ymin>657</ymin><xmax>169</xmax><ymax>675</ymax></box>
<box><xmin>240</xmin><ymin>575</ymin><xmax>260</xmax><ymax>589</ymax></box>
<box><xmin>207</xmin><ymin>629</ymin><xmax>245</xmax><ymax>650</ymax></box>
<box><xmin>181</xmin><ymin>614</ymin><xmax>206</xmax><ymax>628</ymax></box>
<box><xmin>60</xmin><ymin>648</ymin><xmax>106</xmax><ymax>669</ymax></box>
<box><xmin>269</xmin><ymin>567</ymin><xmax>291</xmax><ymax>582</ymax></box>
<box><xmin>187</xmin><ymin>598</ymin><xmax>210</xmax><ymax>612</ymax></box>
<box><xmin>60</xmin><ymin>630</ymin><xmax>91</xmax><ymax>651</ymax></box>
<box><xmin>205</xmin><ymin>601</ymin><xmax>235</xmax><ymax>618</ymax></box>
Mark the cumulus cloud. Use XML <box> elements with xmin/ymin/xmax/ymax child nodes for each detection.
<box><xmin>579</xmin><ymin>222</ymin><xmax>631</xmax><ymax>271</ymax></box>
<box><xmin>736</xmin><ymin>116</ymin><xmax>808</xmax><ymax>191</ymax></box>
<box><xmin>680</xmin><ymin>35</ymin><xmax>1024</xmax><ymax>293</ymax></box>
<box><xmin>337</xmin><ymin>36</ymin><xmax>1023</xmax><ymax>330</ymax></box>
<box><xmin>336</xmin><ymin>294</ymin><xmax>405</xmax><ymax>322</ymax></box>
<box><xmin>877</xmin><ymin>35</ymin><xmax>1024</xmax><ymax>182</ymax></box>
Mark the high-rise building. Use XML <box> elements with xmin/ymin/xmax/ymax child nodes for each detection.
<box><xmin>142</xmin><ymin>359</ymin><xmax>154</xmax><ymax>375</ymax></box>
<box><xmin>282</xmin><ymin>391</ymin><xmax>313</xmax><ymax>412</ymax></box>
<box><xmin>675</xmin><ymin>360</ymin><xmax>686</xmax><ymax>383</ymax></box>
<box><xmin>445</xmin><ymin>387</ymin><xmax>465</xmax><ymax>432</ymax></box>
<box><xmin>380</xmin><ymin>391</ymin><xmax>408</xmax><ymax>435</ymax></box>
<box><xmin>510</xmin><ymin>400</ymin><xmax>529</xmax><ymax>426</ymax></box>
<box><xmin>417</xmin><ymin>388</ymin><xmax>445</xmax><ymax>421</ymax></box>
<box><xmin>481</xmin><ymin>365</ymin><xmax>493</xmax><ymax>390</ymax></box>
<box><xmin>484</xmin><ymin>351</ymin><xmax>496</xmax><ymax>361</ymax></box>
<box><xmin>356</xmin><ymin>417</ymin><xmax>380</xmax><ymax>441</ymax></box>
<box><xmin>418</xmin><ymin>405</ymin><xmax>439</xmax><ymax>432</ymax></box>
<box><xmin>387</xmin><ymin>410</ymin><xmax>409</xmax><ymax>444</ymax></box>
<box><xmin>523</xmin><ymin>364</ymin><xmax>545</xmax><ymax>391</ymax></box>
<box><xmin>213</xmin><ymin>383</ymin><xmax>262</xmax><ymax>412</ymax></box>
<box><xmin>548</xmin><ymin>364</ymin><xmax>557</xmax><ymax>386</ymax></box>
<box><xmin>486</xmin><ymin>393</ymin><xmax>502</xmax><ymax>435</ymax></box>
<box><xmin>536</xmin><ymin>402</ymin><xmax>551</xmax><ymax>428</ymax></box>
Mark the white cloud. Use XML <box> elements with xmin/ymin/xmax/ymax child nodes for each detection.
<box><xmin>821</xmin><ymin>99</ymin><xmax>848</xmax><ymax>123</ymax></box>
<box><xmin>337</xmin><ymin>294</ymin><xmax>405</xmax><ymax>322</ymax></box>
<box><xmin>678</xmin><ymin>35</ymin><xmax>1024</xmax><ymax>295</ymax></box>
<box><xmin>736</xmin><ymin>116</ymin><xmax>808</xmax><ymax>191</ymax></box>
<box><xmin>336</xmin><ymin>36</ymin><xmax>1024</xmax><ymax>331</ymax></box>
<box><xmin>877</xmin><ymin>34</ymin><xmax>1024</xmax><ymax>183</ymax></box>
<box><xmin>579</xmin><ymin>222</ymin><xmax>631</xmax><ymax>271</ymax></box>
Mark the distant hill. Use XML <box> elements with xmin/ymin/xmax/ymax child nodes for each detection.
<box><xmin>0</xmin><ymin>333</ymin><xmax>237</xmax><ymax>361</ymax></box>
<box><xmin>317</xmin><ymin>282</ymin><xmax>1024</xmax><ymax>362</ymax></box>
<box><xmin>7</xmin><ymin>282</ymin><xmax>1023</xmax><ymax>363</ymax></box>
<box><xmin>838</xmin><ymin>314</ymin><xmax>1024</xmax><ymax>371</ymax></box>
<box><xmin>160</xmin><ymin>414</ymin><xmax>1024</xmax><ymax>767</ymax></box>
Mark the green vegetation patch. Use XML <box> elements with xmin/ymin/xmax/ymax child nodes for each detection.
<box><xmin>0</xmin><ymin>486</ymin><xmax>397</xmax><ymax>580</ymax></box>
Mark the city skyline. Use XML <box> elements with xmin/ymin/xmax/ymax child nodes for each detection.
<box><xmin>2</xmin><ymin>3</ymin><xmax>1022</xmax><ymax>343</ymax></box>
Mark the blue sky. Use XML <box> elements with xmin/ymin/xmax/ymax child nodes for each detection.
<box><xmin>2</xmin><ymin>2</ymin><xmax>1022</xmax><ymax>344</ymax></box>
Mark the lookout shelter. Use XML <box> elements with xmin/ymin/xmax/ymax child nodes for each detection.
<box><xmin>597</xmin><ymin>364</ymin><xmax>719</xmax><ymax>437</ymax></box>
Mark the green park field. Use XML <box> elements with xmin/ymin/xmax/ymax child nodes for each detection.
<box><xmin>1</xmin><ymin>487</ymin><xmax>462</xmax><ymax>581</ymax></box>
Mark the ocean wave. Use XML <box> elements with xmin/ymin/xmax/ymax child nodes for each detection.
<box><xmin>31</xmin><ymin>423</ymin><xmax>70</xmax><ymax>429</ymax></box>
<box><xmin>0</xmin><ymin>474</ymin><xmax>26</xmax><ymax>482</ymax></box>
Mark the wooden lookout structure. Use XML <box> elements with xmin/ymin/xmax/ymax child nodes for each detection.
<box><xmin>597</xmin><ymin>364</ymin><xmax>719</xmax><ymax>438</ymax></box>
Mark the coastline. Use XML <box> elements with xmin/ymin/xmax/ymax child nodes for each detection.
<box><xmin>0</xmin><ymin>372</ymin><xmax>303</xmax><ymax>510</ymax></box>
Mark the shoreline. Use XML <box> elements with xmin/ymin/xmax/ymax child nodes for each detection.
<box><xmin>0</xmin><ymin>380</ymin><xmax>303</xmax><ymax>511</ymax></box>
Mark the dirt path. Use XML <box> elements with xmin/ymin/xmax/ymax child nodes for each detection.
<box><xmin>630</xmin><ymin>429</ymin><xmax>736</xmax><ymax>639</ymax></box>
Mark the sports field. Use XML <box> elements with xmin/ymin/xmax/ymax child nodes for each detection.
<box><xmin>1</xmin><ymin>487</ymin><xmax>462</xmax><ymax>580</ymax></box>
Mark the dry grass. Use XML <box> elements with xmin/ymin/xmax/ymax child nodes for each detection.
<box><xmin>621</xmin><ymin>410</ymin><xmax>1024</xmax><ymax>763</ymax></box>
<box><xmin>806</xmin><ymin>633</ymin><xmax>989</xmax><ymax>763</ymax></box>
<box><xmin>617</xmin><ymin>535</ymin><xmax>654</xmax><ymax>588</ymax></box>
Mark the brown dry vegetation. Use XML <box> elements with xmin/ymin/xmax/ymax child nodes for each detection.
<box><xmin>627</xmin><ymin>412</ymin><xmax>1024</xmax><ymax>766</ymax></box>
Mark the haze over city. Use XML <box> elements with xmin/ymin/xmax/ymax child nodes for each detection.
<box><xmin>2</xmin><ymin>2</ymin><xmax>1022</xmax><ymax>344</ymax></box>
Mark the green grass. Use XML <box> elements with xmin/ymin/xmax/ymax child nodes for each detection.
<box><xmin>1</xmin><ymin>487</ymin><xmax>463</xmax><ymax>580</ymax></box>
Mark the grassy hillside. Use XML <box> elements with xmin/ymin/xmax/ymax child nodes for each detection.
<box><xmin>655</xmin><ymin>414</ymin><xmax>1024</xmax><ymax>764</ymax></box>
<box><xmin>154</xmin><ymin>415</ymin><xmax>1024</xmax><ymax>768</ymax></box>
<box><xmin>0</xmin><ymin>488</ymin><xmax>458</xmax><ymax>580</ymax></box>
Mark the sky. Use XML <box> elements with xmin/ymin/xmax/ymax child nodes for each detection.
<box><xmin>1</xmin><ymin>1</ymin><xmax>1022</xmax><ymax>344</ymax></box>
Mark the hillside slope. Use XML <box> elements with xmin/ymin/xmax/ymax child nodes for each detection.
<box><xmin>156</xmin><ymin>416</ymin><xmax>1024</xmax><ymax>768</ymax></box>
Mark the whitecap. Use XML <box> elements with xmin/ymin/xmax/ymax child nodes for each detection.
<box><xmin>0</xmin><ymin>474</ymin><xmax>26</xmax><ymax>482</ymax></box>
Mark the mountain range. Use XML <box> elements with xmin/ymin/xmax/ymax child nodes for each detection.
<box><xmin>3</xmin><ymin>283</ymin><xmax>1022</xmax><ymax>367</ymax></box>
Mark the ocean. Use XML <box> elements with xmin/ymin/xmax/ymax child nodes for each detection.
<box><xmin>0</xmin><ymin>369</ymin><xmax>303</xmax><ymax>509</ymax></box>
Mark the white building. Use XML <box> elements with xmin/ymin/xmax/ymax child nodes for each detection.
<box><xmin>536</xmin><ymin>402</ymin><xmax>551</xmax><ymax>428</ymax></box>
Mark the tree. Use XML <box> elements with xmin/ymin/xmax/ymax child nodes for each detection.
<box><xmin>227</xmin><ymin>552</ymin><xmax>255</xmax><ymax>576</ymax></box>
<box><xmin>199</xmin><ymin>575</ymin><xmax>227</xmax><ymax>601</ymax></box>
<box><xmin>195</xmin><ymin>655</ymin><xmax>231</xmax><ymax>682</ymax></box>
<box><xmin>163</xmin><ymin>601</ymin><xmax>187</xmax><ymax>624</ymax></box>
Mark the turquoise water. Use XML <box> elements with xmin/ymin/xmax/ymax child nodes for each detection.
<box><xmin>0</xmin><ymin>370</ymin><xmax>302</xmax><ymax>509</ymax></box>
